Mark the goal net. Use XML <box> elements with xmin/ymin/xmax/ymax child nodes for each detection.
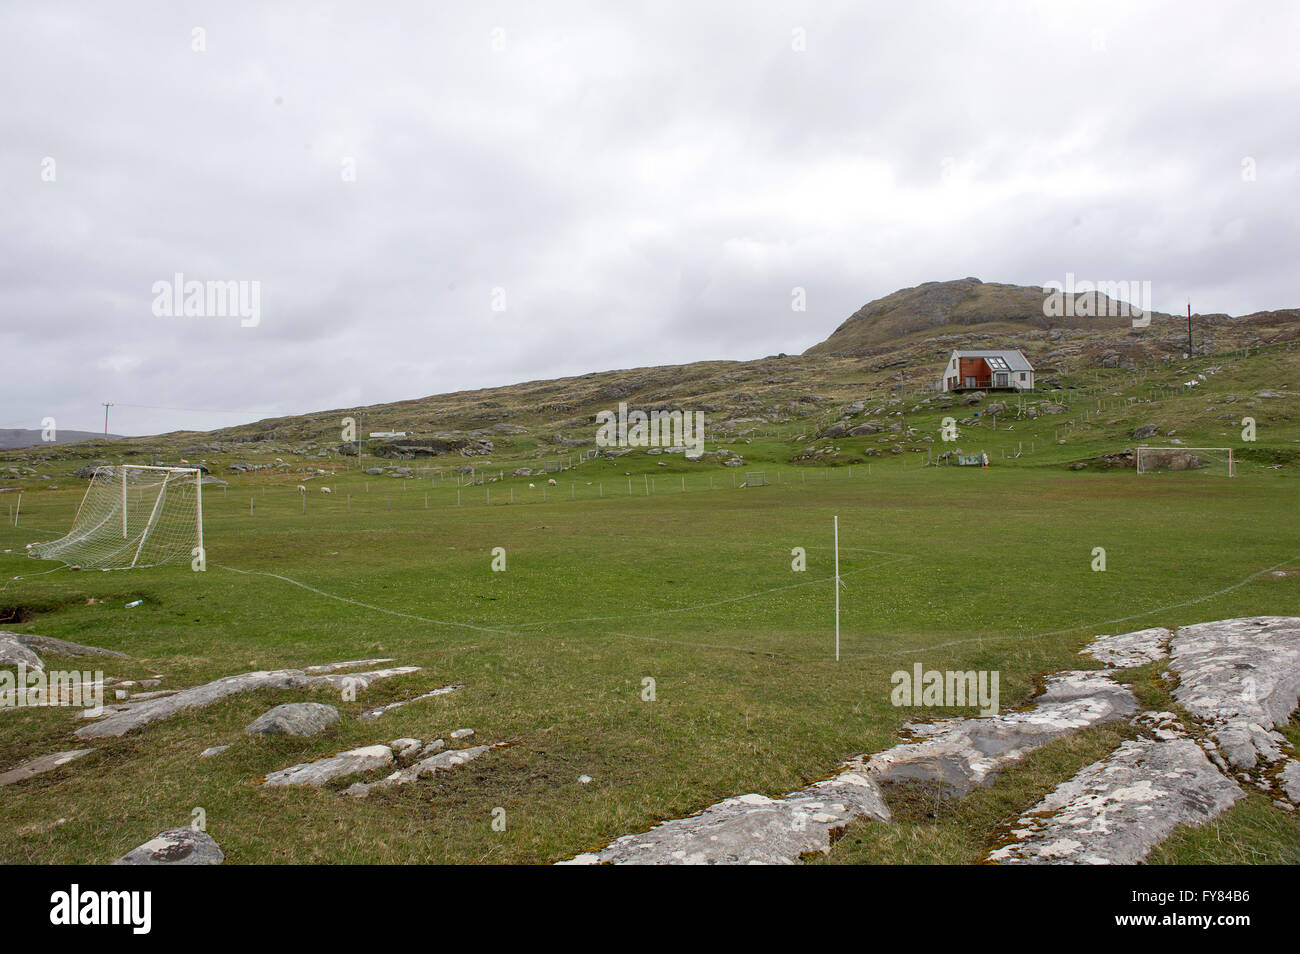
<box><xmin>1135</xmin><ymin>446</ymin><xmax>1235</xmax><ymax>477</ymax></box>
<box><xmin>27</xmin><ymin>465</ymin><xmax>204</xmax><ymax>569</ymax></box>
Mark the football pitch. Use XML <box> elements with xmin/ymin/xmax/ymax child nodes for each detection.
<box><xmin>2</xmin><ymin>462</ymin><xmax>1297</xmax><ymax>864</ymax></box>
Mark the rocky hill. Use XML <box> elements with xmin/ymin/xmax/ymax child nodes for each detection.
<box><xmin>806</xmin><ymin>277</ymin><xmax>1175</xmax><ymax>356</ymax></box>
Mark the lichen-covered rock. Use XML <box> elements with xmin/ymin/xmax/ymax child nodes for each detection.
<box><xmin>76</xmin><ymin>661</ymin><xmax>417</xmax><ymax>739</ymax></box>
<box><xmin>244</xmin><ymin>702</ymin><xmax>339</xmax><ymax>737</ymax></box>
<box><xmin>113</xmin><ymin>828</ymin><xmax>224</xmax><ymax>865</ymax></box>
<box><xmin>562</xmin><ymin>770</ymin><xmax>890</xmax><ymax>865</ymax></box>
<box><xmin>1082</xmin><ymin>627</ymin><xmax>1172</xmax><ymax>669</ymax></box>
<box><xmin>1169</xmin><ymin>616</ymin><xmax>1300</xmax><ymax>770</ymax></box>
<box><xmin>263</xmin><ymin>745</ymin><xmax>394</xmax><ymax>787</ymax></box>
<box><xmin>989</xmin><ymin>728</ymin><xmax>1243</xmax><ymax>865</ymax></box>
<box><xmin>862</xmin><ymin>671</ymin><xmax>1136</xmax><ymax>796</ymax></box>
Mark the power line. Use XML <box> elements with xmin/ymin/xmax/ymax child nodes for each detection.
<box><xmin>110</xmin><ymin>403</ymin><xmax>250</xmax><ymax>415</ymax></box>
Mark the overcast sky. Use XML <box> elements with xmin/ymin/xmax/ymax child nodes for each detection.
<box><xmin>2</xmin><ymin>1</ymin><xmax>1297</xmax><ymax>436</ymax></box>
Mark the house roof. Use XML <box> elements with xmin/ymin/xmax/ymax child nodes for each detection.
<box><xmin>949</xmin><ymin>349</ymin><xmax>1035</xmax><ymax>372</ymax></box>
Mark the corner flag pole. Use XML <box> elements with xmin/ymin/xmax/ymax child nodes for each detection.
<box><xmin>834</xmin><ymin>515</ymin><xmax>840</xmax><ymax>662</ymax></box>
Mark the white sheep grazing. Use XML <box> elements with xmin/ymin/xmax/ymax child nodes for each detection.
<box><xmin>297</xmin><ymin>485</ymin><xmax>307</xmax><ymax>493</ymax></box>
<box><xmin>179</xmin><ymin>459</ymin><xmax>190</xmax><ymax>465</ymax></box>
<box><xmin>528</xmin><ymin>483</ymin><xmax>535</xmax><ymax>489</ymax></box>
<box><xmin>547</xmin><ymin>478</ymin><xmax>557</xmax><ymax>486</ymax></box>
<box><xmin>320</xmin><ymin>487</ymin><xmax>332</xmax><ymax>494</ymax></box>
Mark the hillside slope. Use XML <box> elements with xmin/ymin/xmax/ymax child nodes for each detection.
<box><xmin>2</xmin><ymin>281</ymin><xmax>1297</xmax><ymax>477</ymax></box>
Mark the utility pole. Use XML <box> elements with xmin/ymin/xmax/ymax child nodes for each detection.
<box><xmin>102</xmin><ymin>402</ymin><xmax>113</xmax><ymax>437</ymax></box>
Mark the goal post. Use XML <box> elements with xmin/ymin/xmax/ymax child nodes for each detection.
<box><xmin>27</xmin><ymin>465</ymin><xmax>204</xmax><ymax>569</ymax></box>
<box><xmin>1135</xmin><ymin>446</ymin><xmax>1235</xmax><ymax>477</ymax></box>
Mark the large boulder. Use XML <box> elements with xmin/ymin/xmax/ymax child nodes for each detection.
<box><xmin>961</xmin><ymin>391</ymin><xmax>986</xmax><ymax>406</ymax></box>
<box><xmin>820</xmin><ymin>421</ymin><xmax>850</xmax><ymax>439</ymax></box>
<box><xmin>245</xmin><ymin>702</ymin><xmax>340</xmax><ymax>737</ymax></box>
<box><xmin>1133</xmin><ymin>423</ymin><xmax>1160</xmax><ymax>439</ymax></box>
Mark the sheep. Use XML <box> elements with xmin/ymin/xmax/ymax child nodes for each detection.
<box><xmin>547</xmin><ymin>478</ymin><xmax>557</xmax><ymax>486</ymax></box>
<box><xmin>179</xmin><ymin>458</ymin><xmax>190</xmax><ymax>465</ymax></box>
<box><xmin>297</xmin><ymin>485</ymin><xmax>307</xmax><ymax>493</ymax></box>
<box><xmin>528</xmin><ymin>483</ymin><xmax>535</xmax><ymax>489</ymax></box>
<box><xmin>320</xmin><ymin>487</ymin><xmax>332</xmax><ymax>494</ymax></box>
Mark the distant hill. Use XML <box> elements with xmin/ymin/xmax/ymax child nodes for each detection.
<box><xmin>0</xmin><ymin>429</ymin><xmax>122</xmax><ymax>450</ymax></box>
<box><xmin>805</xmin><ymin>277</ymin><xmax>1176</xmax><ymax>356</ymax></box>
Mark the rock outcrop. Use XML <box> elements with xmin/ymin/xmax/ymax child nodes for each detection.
<box><xmin>263</xmin><ymin>744</ymin><xmax>395</xmax><ymax>787</ymax></box>
<box><xmin>76</xmin><ymin>660</ymin><xmax>417</xmax><ymax>739</ymax></box>
<box><xmin>1170</xmin><ymin>616</ymin><xmax>1300</xmax><ymax>771</ymax></box>
<box><xmin>0</xmin><ymin>748</ymin><xmax>94</xmax><ymax>786</ymax></box>
<box><xmin>989</xmin><ymin>714</ymin><xmax>1244</xmax><ymax>864</ymax></box>
<box><xmin>0</xmin><ymin>631</ymin><xmax>125</xmax><ymax>671</ymax></box>
<box><xmin>564</xmin><ymin>769</ymin><xmax>890</xmax><ymax>865</ymax></box>
<box><xmin>860</xmin><ymin>671</ymin><xmax>1136</xmax><ymax>796</ymax></box>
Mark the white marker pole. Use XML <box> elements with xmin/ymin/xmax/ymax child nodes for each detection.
<box><xmin>834</xmin><ymin>514</ymin><xmax>840</xmax><ymax>662</ymax></box>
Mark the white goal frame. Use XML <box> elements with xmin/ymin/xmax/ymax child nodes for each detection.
<box><xmin>1135</xmin><ymin>446</ymin><xmax>1235</xmax><ymax>477</ymax></box>
<box><xmin>33</xmin><ymin>464</ymin><xmax>204</xmax><ymax>569</ymax></box>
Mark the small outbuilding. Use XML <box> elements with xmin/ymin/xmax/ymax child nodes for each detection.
<box><xmin>938</xmin><ymin>349</ymin><xmax>1035</xmax><ymax>393</ymax></box>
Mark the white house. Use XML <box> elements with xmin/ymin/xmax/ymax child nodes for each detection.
<box><xmin>938</xmin><ymin>349</ymin><xmax>1035</xmax><ymax>393</ymax></box>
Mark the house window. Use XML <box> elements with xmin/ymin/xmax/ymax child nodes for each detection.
<box><xmin>1019</xmin><ymin>372</ymin><xmax>1027</xmax><ymax>381</ymax></box>
<box><xmin>964</xmin><ymin>376</ymin><xmax>977</xmax><ymax>389</ymax></box>
<box><xmin>995</xmin><ymin>372</ymin><xmax>1008</xmax><ymax>387</ymax></box>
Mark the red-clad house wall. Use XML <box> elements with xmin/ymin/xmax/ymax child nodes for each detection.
<box><xmin>957</xmin><ymin>357</ymin><xmax>991</xmax><ymax>388</ymax></box>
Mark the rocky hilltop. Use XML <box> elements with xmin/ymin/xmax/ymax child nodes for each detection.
<box><xmin>805</xmin><ymin>277</ymin><xmax>1179</xmax><ymax>356</ymax></box>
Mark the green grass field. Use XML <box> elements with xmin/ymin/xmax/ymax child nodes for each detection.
<box><xmin>2</xmin><ymin>349</ymin><xmax>1298</xmax><ymax>864</ymax></box>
